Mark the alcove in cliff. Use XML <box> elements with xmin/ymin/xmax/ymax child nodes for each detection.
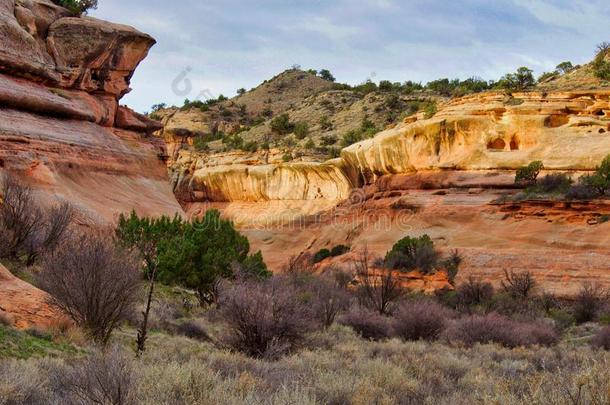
<box><xmin>487</xmin><ymin>138</ymin><xmax>506</xmax><ymax>150</ymax></box>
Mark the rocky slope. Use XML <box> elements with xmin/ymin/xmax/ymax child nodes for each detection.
<box><xmin>0</xmin><ymin>0</ymin><xmax>182</xmax><ymax>222</ymax></box>
<box><xmin>166</xmin><ymin>65</ymin><xmax>610</xmax><ymax>294</ymax></box>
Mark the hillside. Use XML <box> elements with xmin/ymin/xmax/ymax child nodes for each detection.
<box><xmin>155</xmin><ymin>69</ymin><xmax>443</xmax><ymax>164</ymax></box>
<box><xmin>160</xmin><ymin>54</ymin><xmax>610</xmax><ymax>295</ymax></box>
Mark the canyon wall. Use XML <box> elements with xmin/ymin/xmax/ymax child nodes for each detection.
<box><xmin>170</xmin><ymin>90</ymin><xmax>610</xmax><ymax>294</ymax></box>
<box><xmin>0</xmin><ymin>0</ymin><xmax>182</xmax><ymax>221</ymax></box>
<box><xmin>171</xmin><ymin>91</ymin><xmax>610</xmax><ymax>206</ymax></box>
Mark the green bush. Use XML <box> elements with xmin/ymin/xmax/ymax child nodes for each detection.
<box><xmin>327</xmin><ymin>147</ymin><xmax>341</xmax><ymax>159</ymax></box>
<box><xmin>319</xmin><ymin>116</ymin><xmax>333</xmax><ymax>131</ymax></box>
<box><xmin>293</xmin><ymin>122</ymin><xmax>309</xmax><ymax>139</ymax></box>
<box><xmin>330</xmin><ymin>245</ymin><xmax>350</xmax><ymax>257</ymax></box>
<box><xmin>53</xmin><ymin>0</ymin><xmax>97</xmax><ymax>14</ymax></box>
<box><xmin>496</xmin><ymin>67</ymin><xmax>535</xmax><ymax>91</ymax></box>
<box><xmin>384</xmin><ymin>235</ymin><xmax>439</xmax><ymax>274</ymax></box>
<box><xmin>192</xmin><ymin>136</ymin><xmax>209</xmax><ymax>152</ymax></box>
<box><xmin>320</xmin><ymin>135</ymin><xmax>338</xmax><ymax>146</ymax></box>
<box><xmin>313</xmin><ymin>249</ymin><xmax>331</xmax><ymax>263</ymax></box>
<box><xmin>528</xmin><ymin>173</ymin><xmax>572</xmax><ymax>194</ymax></box>
<box><xmin>538</xmin><ymin>71</ymin><xmax>559</xmax><ymax>83</ymax></box>
<box><xmin>116</xmin><ymin>210</ymin><xmax>269</xmax><ymax>305</ymax></box>
<box><xmin>593</xmin><ymin>42</ymin><xmax>610</xmax><ymax>81</ymax></box>
<box><xmin>588</xmin><ymin>154</ymin><xmax>610</xmax><ymax>193</ymax></box>
<box><xmin>556</xmin><ymin>61</ymin><xmax>575</xmax><ymax>75</ymax></box>
<box><xmin>515</xmin><ymin>161</ymin><xmax>544</xmax><ymax>185</ymax></box>
<box><xmin>318</xmin><ymin>69</ymin><xmax>336</xmax><ymax>82</ymax></box>
<box><xmin>341</xmin><ymin>118</ymin><xmax>379</xmax><ymax>147</ymax></box>
<box><xmin>270</xmin><ymin>113</ymin><xmax>294</xmax><ymax>135</ymax></box>
<box><xmin>423</xmin><ymin>102</ymin><xmax>437</xmax><ymax>119</ymax></box>
<box><xmin>242</xmin><ymin>141</ymin><xmax>258</xmax><ymax>153</ymax></box>
<box><xmin>566</xmin><ymin>154</ymin><xmax>610</xmax><ymax>199</ymax></box>
<box><xmin>304</xmin><ymin>138</ymin><xmax>315</xmax><ymax>149</ymax></box>
<box><xmin>222</xmin><ymin>134</ymin><xmax>244</xmax><ymax>150</ymax></box>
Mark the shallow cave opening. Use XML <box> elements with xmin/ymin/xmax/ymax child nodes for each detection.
<box><xmin>487</xmin><ymin>138</ymin><xmax>506</xmax><ymax>150</ymax></box>
<box><xmin>510</xmin><ymin>136</ymin><xmax>520</xmax><ymax>150</ymax></box>
<box><xmin>0</xmin><ymin>159</ymin><xmax>4</xmax><ymax>168</ymax></box>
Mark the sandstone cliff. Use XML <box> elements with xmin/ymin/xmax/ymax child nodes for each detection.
<box><xmin>341</xmin><ymin>91</ymin><xmax>610</xmax><ymax>185</ymax></box>
<box><xmin>169</xmin><ymin>81</ymin><xmax>610</xmax><ymax>294</ymax></box>
<box><xmin>170</xmin><ymin>89</ymin><xmax>610</xmax><ymax>206</ymax></box>
<box><xmin>0</xmin><ymin>0</ymin><xmax>182</xmax><ymax>221</ymax></box>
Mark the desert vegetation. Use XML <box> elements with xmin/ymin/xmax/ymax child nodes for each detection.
<box><xmin>52</xmin><ymin>0</ymin><xmax>98</xmax><ymax>14</ymax></box>
<box><xmin>2</xmin><ymin>176</ymin><xmax>610</xmax><ymax>403</ymax></box>
<box><xmin>512</xmin><ymin>155</ymin><xmax>610</xmax><ymax>201</ymax></box>
<box><xmin>2</xmin><ymin>239</ymin><xmax>610</xmax><ymax>403</ymax></box>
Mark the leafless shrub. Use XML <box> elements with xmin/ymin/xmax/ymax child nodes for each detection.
<box><xmin>393</xmin><ymin>300</ymin><xmax>453</xmax><ymax>341</ymax></box>
<box><xmin>49</xmin><ymin>346</ymin><xmax>136</xmax><ymax>405</ymax></box>
<box><xmin>354</xmin><ymin>248</ymin><xmax>405</xmax><ymax>315</ymax></box>
<box><xmin>573</xmin><ymin>283</ymin><xmax>608</xmax><ymax>324</ymax></box>
<box><xmin>537</xmin><ymin>291</ymin><xmax>560</xmax><ymax>314</ymax></box>
<box><xmin>0</xmin><ymin>228</ymin><xmax>14</xmax><ymax>258</ymax></box>
<box><xmin>0</xmin><ymin>173</ymin><xmax>42</xmax><ymax>259</ymax></box>
<box><xmin>501</xmin><ymin>270</ymin><xmax>536</xmax><ymax>299</ymax></box>
<box><xmin>0</xmin><ymin>359</ymin><xmax>50</xmax><ymax>404</ymax></box>
<box><xmin>444</xmin><ymin>313</ymin><xmax>558</xmax><ymax>348</ymax></box>
<box><xmin>174</xmin><ymin>320</ymin><xmax>211</xmax><ymax>342</ymax></box>
<box><xmin>330</xmin><ymin>267</ymin><xmax>354</xmax><ymax>289</ymax></box>
<box><xmin>24</xmin><ymin>201</ymin><xmax>74</xmax><ymax>265</ymax></box>
<box><xmin>147</xmin><ymin>301</ymin><xmax>183</xmax><ymax>332</ymax></box>
<box><xmin>338</xmin><ymin>306</ymin><xmax>393</xmax><ymax>340</ymax></box>
<box><xmin>38</xmin><ymin>230</ymin><xmax>142</xmax><ymax>345</ymax></box>
<box><xmin>308</xmin><ymin>275</ymin><xmax>351</xmax><ymax>328</ymax></box>
<box><xmin>591</xmin><ymin>326</ymin><xmax>610</xmax><ymax>350</ymax></box>
<box><xmin>218</xmin><ymin>277</ymin><xmax>318</xmax><ymax>358</ymax></box>
<box><xmin>0</xmin><ymin>173</ymin><xmax>74</xmax><ymax>264</ymax></box>
<box><xmin>284</xmin><ymin>253</ymin><xmax>316</xmax><ymax>276</ymax></box>
<box><xmin>456</xmin><ymin>277</ymin><xmax>494</xmax><ymax>308</ymax></box>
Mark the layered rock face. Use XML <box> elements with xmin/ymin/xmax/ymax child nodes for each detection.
<box><xmin>0</xmin><ymin>0</ymin><xmax>182</xmax><ymax>221</ymax></box>
<box><xmin>172</xmin><ymin>90</ymin><xmax>610</xmax><ymax>206</ymax></box>
<box><xmin>172</xmin><ymin>90</ymin><xmax>610</xmax><ymax>295</ymax></box>
<box><xmin>342</xmin><ymin>91</ymin><xmax>610</xmax><ymax>185</ymax></box>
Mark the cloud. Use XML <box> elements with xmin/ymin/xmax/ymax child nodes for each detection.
<box><xmin>91</xmin><ymin>0</ymin><xmax>610</xmax><ymax>112</ymax></box>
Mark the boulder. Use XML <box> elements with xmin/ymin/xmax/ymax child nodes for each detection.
<box><xmin>0</xmin><ymin>263</ymin><xmax>66</xmax><ymax>330</ymax></box>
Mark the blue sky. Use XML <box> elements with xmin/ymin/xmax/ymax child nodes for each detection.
<box><xmin>92</xmin><ymin>0</ymin><xmax>610</xmax><ymax>112</ymax></box>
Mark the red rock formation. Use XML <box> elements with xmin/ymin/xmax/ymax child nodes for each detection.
<box><xmin>0</xmin><ymin>263</ymin><xmax>66</xmax><ymax>329</ymax></box>
<box><xmin>0</xmin><ymin>0</ymin><xmax>182</xmax><ymax>221</ymax></box>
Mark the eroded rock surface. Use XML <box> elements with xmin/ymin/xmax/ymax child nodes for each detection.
<box><xmin>0</xmin><ymin>264</ymin><xmax>65</xmax><ymax>329</ymax></box>
<box><xmin>171</xmin><ymin>90</ymin><xmax>610</xmax><ymax>295</ymax></box>
<box><xmin>0</xmin><ymin>0</ymin><xmax>182</xmax><ymax>221</ymax></box>
<box><xmin>170</xmin><ymin>90</ymin><xmax>610</xmax><ymax>206</ymax></box>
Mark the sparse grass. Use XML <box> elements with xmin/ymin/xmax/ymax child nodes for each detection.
<box><xmin>0</xmin><ymin>325</ymin><xmax>78</xmax><ymax>360</ymax></box>
<box><xmin>1</xmin><ymin>325</ymin><xmax>610</xmax><ymax>404</ymax></box>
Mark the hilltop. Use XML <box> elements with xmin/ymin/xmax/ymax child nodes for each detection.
<box><xmin>155</xmin><ymin>68</ymin><xmax>444</xmax><ymax>165</ymax></box>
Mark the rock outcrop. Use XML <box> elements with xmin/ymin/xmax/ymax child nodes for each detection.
<box><xmin>341</xmin><ymin>91</ymin><xmax>610</xmax><ymax>185</ymax></box>
<box><xmin>171</xmin><ymin>90</ymin><xmax>610</xmax><ymax>206</ymax></box>
<box><xmin>0</xmin><ymin>0</ymin><xmax>182</xmax><ymax>221</ymax></box>
<box><xmin>0</xmin><ymin>263</ymin><xmax>65</xmax><ymax>329</ymax></box>
<box><xmin>170</xmin><ymin>89</ymin><xmax>610</xmax><ymax>295</ymax></box>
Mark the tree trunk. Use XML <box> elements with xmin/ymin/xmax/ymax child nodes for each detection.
<box><xmin>136</xmin><ymin>265</ymin><xmax>157</xmax><ymax>357</ymax></box>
